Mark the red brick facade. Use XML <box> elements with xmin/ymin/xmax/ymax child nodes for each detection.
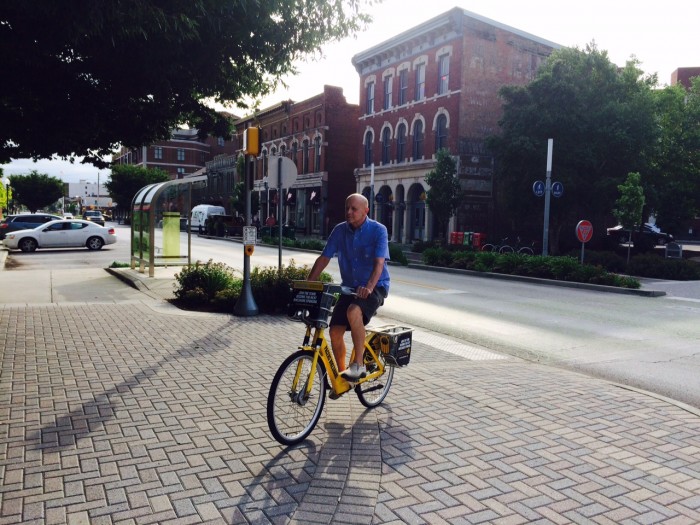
<box><xmin>235</xmin><ymin>86</ymin><xmax>359</xmax><ymax>237</ymax></box>
<box><xmin>113</xmin><ymin>128</ymin><xmax>238</xmax><ymax>180</ymax></box>
<box><xmin>352</xmin><ymin>8</ymin><xmax>559</xmax><ymax>242</ymax></box>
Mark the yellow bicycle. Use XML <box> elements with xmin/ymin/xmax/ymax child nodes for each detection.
<box><xmin>267</xmin><ymin>281</ymin><xmax>412</xmax><ymax>446</ymax></box>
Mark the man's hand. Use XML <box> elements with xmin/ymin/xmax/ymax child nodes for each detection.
<box><xmin>357</xmin><ymin>285</ymin><xmax>373</xmax><ymax>299</ymax></box>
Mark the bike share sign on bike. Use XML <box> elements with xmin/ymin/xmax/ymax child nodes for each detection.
<box><xmin>576</xmin><ymin>220</ymin><xmax>593</xmax><ymax>263</ymax></box>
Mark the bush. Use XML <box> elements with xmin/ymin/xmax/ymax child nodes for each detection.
<box><xmin>173</xmin><ymin>259</ymin><xmax>333</xmax><ymax>314</ymax></box>
<box><xmin>389</xmin><ymin>243</ymin><xmax>408</xmax><ymax>265</ymax></box>
<box><xmin>626</xmin><ymin>254</ymin><xmax>700</xmax><ymax>280</ymax></box>
<box><xmin>173</xmin><ymin>260</ymin><xmax>238</xmax><ymax>306</ymax></box>
<box><xmin>422</xmin><ymin>247</ymin><xmax>454</xmax><ymax>267</ymax></box>
<box><xmin>251</xmin><ymin>259</ymin><xmax>331</xmax><ymax>314</ymax></box>
<box><xmin>418</xmin><ymin>251</ymin><xmax>641</xmax><ymax>289</ymax></box>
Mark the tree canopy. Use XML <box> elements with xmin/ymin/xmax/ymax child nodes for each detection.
<box><xmin>8</xmin><ymin>171</ymin><xmax>63</xmax><ymax>213</ymax></box>
<box><xmin>645</xmin><ymin>79</ymin><xmax>700</xmax><ymax>234</ymax></box>
<box><xmin>104</xmin><ymin>165</ymin><xmax>170</xmax><ymax>214</ymax></box>
<box><xmin>425</xmin><ymin>149</ymin><xmax>461</xmax><ymax>240</ymax></box>
<box><xmin>488</xmin><ymin>44</ymin><xmax>658</xmax><ymax>252</ymax></box>
<box><xmin>0</xmin><ymin>0</ymin><xmax>371</xmax><ymax>167</ymax></box>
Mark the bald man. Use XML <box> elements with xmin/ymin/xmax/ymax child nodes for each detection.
<box><xmin>307</xmin><ymin>193</ymin><xmax>391</xmax><ymax>381</ymax></box>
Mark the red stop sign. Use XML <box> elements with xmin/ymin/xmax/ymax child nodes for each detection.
<box><xmin>576</xmin><ymin>220</ymin><xmax>593</xmax><ymax>243</ymax></box>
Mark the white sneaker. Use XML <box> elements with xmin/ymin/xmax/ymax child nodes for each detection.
<box><xmin>341</xmin><ymin>363</ymin><xmax>367</xmax><ymax>381</ymax></box>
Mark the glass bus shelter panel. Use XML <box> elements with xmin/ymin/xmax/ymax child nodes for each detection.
<box><xmin>153</xmin><ymin>183</ymin><xmax>191</xmax><ymax>259</ymax></box>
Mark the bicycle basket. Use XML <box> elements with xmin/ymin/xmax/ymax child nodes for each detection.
<box><xmin>288</xmin><ymin>281</ymin><xmax>338</xmax><ymax>327</ymax></box>
<box><xmin>367</xmin><ymin>324</ymin><xmax>413</xmax><ymax>367</ymax></box>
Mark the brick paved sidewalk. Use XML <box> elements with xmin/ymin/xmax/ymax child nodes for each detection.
<box><xmin>1</xmin><ymin>303</ymin><xmax>699</xmax><ymax>524</ymax></box>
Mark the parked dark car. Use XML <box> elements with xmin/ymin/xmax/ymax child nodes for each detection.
<box><xmin>0</xmin><ymin>213</ymin><xmax>63</xmax><ymax>240</ymax></box>
<box><xmin>606</xmin><ymin>223</ymin><xmax>674</xmax><ymax>246</ymax></box>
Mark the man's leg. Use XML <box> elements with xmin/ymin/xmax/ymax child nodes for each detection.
<box><xmin>329</xmin><ymin>324</ymin><xmax>347</xmax><ymax>372</ymax></box>
<box><xmin>346</xmin><ymin>304</ymin><xmax>366</xmax><ymax>367</ymax></box>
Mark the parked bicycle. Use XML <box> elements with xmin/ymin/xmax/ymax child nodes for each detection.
<box><xmin>481</xmin><ymin>237</ymin><xmax>513</xmax><ymax>254</ymax></box>
<box><xmin>267</xmin><ymin>281</ymin><xmax>413</xmax><ymax>446</ymax></box>
<box><xmin>481</xmin><ymin>236</ymin><xmax>536</xmax><ymax>255</ymax></box>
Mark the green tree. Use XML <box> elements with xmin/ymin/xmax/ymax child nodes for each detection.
<box><xmin>488</xmin><ymin>44</ymin><xmax>658</xmax><ymax>253</ymax></box>
<box><xmin>613</xmin><ymin>172</ymin><xmax>645</xmax><ymax>261</ymax></box>
<box><xmin>646</xmin><ymin>79</ymin><xmax>700</xmax><ymax>234</ymax></box>
<box><xmin>230</xmin><ymin>182</ymin><xmax>260</xmax><ymax>219</ymax></box>
<box><xmin>104</xmin><ymin>165</ymin><xmax>169</xmax><ymax>216</ymax></box>
<box><xmin>0</xmin><ymin>1</ymin><xmax>371</xmax><ymax>166</ymax></box>
<box><xmin>8</xmin><ymin>171</ymin><xmax>63</xmax><ymax>213</ymax></box>
<box><xmin>425</xmin><ymin>149</ymin><xmax>461</xmax><ymax>241</ymax></box>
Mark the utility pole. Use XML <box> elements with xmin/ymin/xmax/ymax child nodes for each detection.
<box><xmin>234</xmin><ymin>127</ymin><xmax>260</xmax><ymax>317</ymax></box>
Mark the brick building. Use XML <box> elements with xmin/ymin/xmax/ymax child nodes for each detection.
<box><xmin>112</xmin><ymin>125</ymin><xmax>239</xmax><ymax>180</ymax></box>
<box><xmin>352</xmin><ymin>8</ymin><xmax>560</xmax><ymax>242</ymax></box>
<box><xmin>235</xmin><ymin>85</ymin><xmax>360</xmax><ymax>237</ymax></box>
<box><xmin>671</xmin><ymin>67</ymin><xmax>700</xmax><ymax>89</ymax></box>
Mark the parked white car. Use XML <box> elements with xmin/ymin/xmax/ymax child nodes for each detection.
<box><xmin>2</xmin><ymin>219</ymin><xmax>117</xmax><ymax>252</ymax></box>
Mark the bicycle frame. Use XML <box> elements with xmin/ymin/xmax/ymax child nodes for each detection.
<box><xmin>296</xmin><ymin>324</ymin><xmax>387</xmax><ymax>399</ymax></box>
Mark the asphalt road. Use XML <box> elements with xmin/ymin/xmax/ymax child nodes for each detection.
<box><xmin>5</xmin><ymin>225</ymin><xmax>700</xmax><ymax>409</ymax></box>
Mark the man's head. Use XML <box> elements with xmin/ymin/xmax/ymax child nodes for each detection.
<box><xmin>345</xmin><ymin>193</ymin><xmax>369</xmax><ymax>229</ymax></box>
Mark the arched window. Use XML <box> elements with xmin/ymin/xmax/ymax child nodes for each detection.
<box><xmin>435</xmin><ymin>114</ymin><xmax>448</xmax><ymax>152</ymax></box>
<box><xmin>412</xmin><ymin>121</ymin><xmax>424</xmax><ymax>160</ymax></box>
<box><xmin>381</xmin><ymin>127</ymin><xmax>391</xmax><ymax>165</ymax></box>
<box><xmin>302</xmin><ymin>139</ymin><xmax>310</xmax><ymax>174</ymax></box>
<box><xmin>364</xmin><ymin>130</ymin><xmax>373</xmax><ymax>166</ymax></box>
<box><xmin>280</xmin><ymin>144</ymin><xmax>287</xmax><ymax>158</ymax></box>
<box><xmin>314</xmin><ymin>136</ymin><xmax>322</xmax><ymax>172</ymax></box>
<box><xmin>396</xmin><ymin>124</ymin><xmax>407</xmax><ymax>163</ymax></box>
<box><xmin>291</xmin><ymin>142</ymin><xmax>298</xmax><ymax>169</ymax></box>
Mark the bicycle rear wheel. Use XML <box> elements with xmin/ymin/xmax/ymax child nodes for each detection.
<box><xmin>267</xmin><ymin>350</ymin><xmax>326</xmax><ymax>446</ymax></box>
<box><xmin>481</xmin><ymin>244</ymin><xmax>496</xmax><ymax>252</ymax></box>
<box><xmin>499</xmin><ymin>245</ymin><xmax>514</xmax><ymax>254</ymax></box>
<box><xmin>355</xmin><ymin>351</ymin><xmax>394</xmax><ymax>408</ymax></box>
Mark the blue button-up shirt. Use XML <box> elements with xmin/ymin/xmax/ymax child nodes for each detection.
<box><xmin>322</xmin><ymin>218</ymin><xmax>391</xmax><ymax>293</ymax></box>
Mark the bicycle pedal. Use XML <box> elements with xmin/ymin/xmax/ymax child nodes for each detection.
<box><xmin>328</xmin><ymin>391</ymin><xmax>343</xmax><ymax>400</ymax></box>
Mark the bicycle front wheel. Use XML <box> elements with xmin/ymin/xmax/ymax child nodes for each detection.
<box><xmin>499</xmin><ymin>245</ymin><xmax>514</xmax><ymax>254</ymax></box>
<box><xmin>481</xmin><ymin>244</ymin><xmax>496</xmax><ymax>252</ymax></box>
<box><xmin>518</xmin><ymin>247</ymin><xmax>534</xmax><ymax>255</ymax></box>
<box><xmin>356</xmin><ymin>352</ymin><xmax>394</xmax><ymax>408</ymax></box>
<box><xmin>267</xmin><ymin>350</ymin><xmax>326</xmax><ymax>446</ymax></box>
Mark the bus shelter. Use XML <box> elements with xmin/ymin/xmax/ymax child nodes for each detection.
<box><xmin>130</xmin><ymin>176</ymin><xmax>207</xmax><ymax>277</ymax></box>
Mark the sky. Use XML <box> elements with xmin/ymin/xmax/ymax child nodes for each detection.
<box><xmin>3</xmin><ymin>0</ymin><xmax>697</xmax><ymax>183</ymax></box>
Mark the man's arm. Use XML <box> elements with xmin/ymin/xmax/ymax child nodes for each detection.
<box><xmin>307</xmin><ymin>255</ymin><xmax>331</xmax><ymax>281</ymax></box>
<box><xmin>357</xmin><ymin>257</ymin><xmax>385</xmax><ymax>299</ymax></box>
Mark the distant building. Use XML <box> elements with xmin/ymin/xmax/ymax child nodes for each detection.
<box><xmin>233</xmin><ymin>86</ymin><xmax>360</xmax><ymax>237</ymax></box>
<box><xmin>65</xmin><ymin>179</ymin><xmax>111</xmax><ymax>212</ymax></box>
<box><xmin>352</xmin><ymin>7</ymin><xmax>560</xmax><ymax>242</ymax></box>
<box><xmin>671</xmin><ymin>67</ymin><xmax>700</xmax><ymax>89</ymax></box>
<box><xmin>112</xmin><ymin>124</ymin><xmax>239</xmax><ymax>180</ymax></box>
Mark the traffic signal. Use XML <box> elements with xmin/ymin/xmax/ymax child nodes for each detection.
<box><xmin>243</xmin><ymin>127</ymin><xmax>260</xmax><ymax>156</ymax></box>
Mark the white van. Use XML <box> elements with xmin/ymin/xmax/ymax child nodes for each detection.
<box><xmin>191</xmin><ymin>204</ymin><xmax>226</xmax><ymax>231</ymax></box>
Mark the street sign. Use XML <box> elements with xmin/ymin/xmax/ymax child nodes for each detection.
<box><xmin>576</xmin><ymin>220</ymin><xmax>593</xmax><ymax>243</ymax></box>
<box><xmin>267</xmin><ymin>155</ymin><xmax>298</xmax><ymax>189</ymax></box>
<box><xmin>533</xmin><ymin>180</ymin><xmax>545</xmax><ymax>197</ymax></box>
<box><xmin>243</xmin><ymin>226</ymin><xmax>257</xmax><ymax>245</ymax></box>
<box><xmin>552</xmin><ymin>181</ymin><xmax>564</xmax><ymax>198</ymax></box>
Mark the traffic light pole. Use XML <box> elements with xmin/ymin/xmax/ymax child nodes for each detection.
<box><xmin>234</xmin><ymin>153</ymin><xmax>259</xmax><ymax>316</ymax></box>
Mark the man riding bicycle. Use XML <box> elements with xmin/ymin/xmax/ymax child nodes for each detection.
<box><xmin>307</xmin><ymin>193</ymin><xmax>391</xmax><ymax>381</ymax></box>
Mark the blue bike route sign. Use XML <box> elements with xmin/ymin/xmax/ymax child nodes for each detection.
<box><xmin>532</xmin><ymin>180</ymin><xmax>545</xmax><ymax>197</ymax></box>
